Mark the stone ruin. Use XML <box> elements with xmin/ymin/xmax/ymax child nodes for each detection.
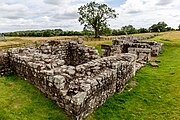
<box><xmin>101</xmin><ymin>34</ymin><xmax>163</xmax><ymax>70</ymax></box>
<box><xmin>0</xmin><ymin>35</ymin><xmax>163</xmax><ymax>120</ymax></box>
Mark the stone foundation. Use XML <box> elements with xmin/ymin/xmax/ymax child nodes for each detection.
<box><xmin>0</xmin><ymin>35</ymin><xmax>162</xmax><ymax>119</ymax></box>
<box><xmin>102</xmin><ymin>34</ymin><xmax>163</xmax><ymax>70</ymax></box>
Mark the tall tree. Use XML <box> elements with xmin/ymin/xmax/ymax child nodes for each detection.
<box><xmin>178</xmin><ymin>24</ymin><xmax>180</xmax><ymax>30</ymax></box>
<box><xmin>78</xmin><ymin>2</ymin><xmax>118</xmax><ymax>38</ymax></box>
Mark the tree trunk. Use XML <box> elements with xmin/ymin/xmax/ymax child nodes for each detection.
<box><xmin>94</xmin><ymin>28</ymin><xmax>100</xmax><ymax>38</ymax></box>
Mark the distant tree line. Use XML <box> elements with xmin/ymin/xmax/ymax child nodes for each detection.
<box><xmin>3</xmin><ymin>22</ymin><xmax>179</xmax><ymax>37</ymax></box>
<box><xmin>4</xmin><ymin>29</ymin><xmax>83</xmax><ymax>37</ymax></box>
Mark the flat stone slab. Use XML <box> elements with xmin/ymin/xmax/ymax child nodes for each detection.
<box><xmin>150</xmin><ymin>62</ymin><xmax>159</xmax><ymax>67</ymax></box>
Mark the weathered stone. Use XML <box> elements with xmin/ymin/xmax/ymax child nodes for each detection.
<box><xmin>57</xmin><ymin>60</ymin><xmax>65</xmax><ymax>66</ymax></box>
<box><xmin>87</xmin><ymin>72</ymin><xmax>91</xmax><ymax>76</ymax></box>
<box><xmin>72</xmin><ymin>92</ymin><xmax>87</xmax><ymax>105</ymax></box>
<box><xmin>62</xmin><ymin>73</ymin><xmax>73</xmax><ymax>79</ymax></box>
<box><xmin>46</xmin><ymin>64</ymin><xmax>51</xmax><ymax>69</ymax></box>
<box><xmin>66</xmin><ymin>66</ymin><xmax>76</xmax><ymax>75</ymax></box>
<box><xmin>155</xmin><ymin>60</ymin><xmax>161</xmax><ymax>63</ymax></box>
<box><xmin>61</xmin><ymin>65</ymin><xmax>68</xmax><ymax>69</ymax></box>
<box><xmin>87</xmin><ymin>79</ymin><xmax>98</xmax><ymax>87</ymax></box>
<box><xmin>40</xmin><ymin>70</ymin><xmax>54</xmax><ymax>75</ymax></box>
<box><xmin>80</xmin><ymin>83</ymin><xmax>91</xmax><ymax>92</ymax></box>
<box><xmin>60</xmin><ymin>90</ymin><xmax>68</xmax><ymax>96</ymax></box>
<box><xmin>54</xmin><ymin>75</ymin><xmax>65</xmax><ymax>89</ymax></box>
<box><xmin>48</xmin><ymin>82</ymin><xmax>53</xmax><ymax>87</ymax></box>
<box><xmin>150</xmin><ymin>62</ymin><xmax>159</xmax><ymax>67</ymax></box>
<box><xmin>54</xmin><ymin>75</ymin><xmax>65</xmax><ymax>84</ymax></box>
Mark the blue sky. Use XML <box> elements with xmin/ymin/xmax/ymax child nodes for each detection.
<box><xmin>107</xmin><ymin>0</ymin><xmax>126</xmax><ymax>7</ymax></box>
<box><xmin>0</xmin><ymin>0</ymin><xmax>179</xmax><ymax>33</ymax></box>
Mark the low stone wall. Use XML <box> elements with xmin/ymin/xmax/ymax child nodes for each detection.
<box><xmin>128</xmin><ymin>47</ymin><xmax>151</xmax><ymax>63</ymax></box>
<box><xmin>0</xmin><ymin>36</ymin><xmax>162</xmax><ymax>119</ymax></box>
<box><xmin>140</xmin><ymin>41</ymin><xmax>163</xmax><ymax>56</ymax></box>
<box><xmin>4</xmin><ymin>40</ymin><xmax>137</xmax><ymax>119</ymax></box>
<box><xmin>36</xmin><ymin>40</ymin><xmax>100</xmax><ymax>66</ymax></box>
<box><xmin>0</xmin><ymin>50</ymin><xmax>11</xmax><ymax>76</ymax></box>
<box><xmin>101</xmin><ymin>44</ymin><xmax>122</xmax><ymax>57</ymax></box>
<box><xmin>111</xmin><ymin>34</ymin><xmax>163</xmax><ymax>57</ymax></box>
<box><xmin>101</xmin><ymin>34</ymin><xmax>163</xmax><ymax>72</ymax></box>
<box><xmin>102</xmin><ymin>34</ymin><xmax>163</xmax><ymax>61</ymax></box>
<box><xmin>112</xmin><ymin>34</ymin><xmax>158</xmax><ymax>43</ymax></box>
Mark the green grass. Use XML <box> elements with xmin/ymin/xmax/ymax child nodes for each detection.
<box><xmin>84</xmin><ymin>40</ymin><xmax>112</xmax><ymax>55</ymax></box>
<box><xmin>0</xmin><ymin>75</ymin><xmax>70</xmax><ymax>120</ymax></box>
<box><xmin>0</xmin><ymin>31</ymin><xmax>180</xmax><ymax>120</ymax></box>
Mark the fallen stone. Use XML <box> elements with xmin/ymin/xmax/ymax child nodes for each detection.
<box><xmin>150</xmin><ymin>62</ymin><xmax>159</xmax><ymax>67</ymax></box>
<box><xmin>155</xmin><ymin>60</ymin><xmax>161</xmax><ymax>63</ymax></box>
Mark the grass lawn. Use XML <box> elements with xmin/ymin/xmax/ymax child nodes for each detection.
<box><xmin>84</xmin><ymin>40</ymin><xmax>112</xmax><ymax>55</ymax></box>
<box><xmin>0</xmin><ymin>75</ymin><xmax>70</xmax><ymax>120</ymax></box>
<box><xmin>0</xmin><ymin>31</ymin><xmax>180</xmax><ymax>120</ymax></box>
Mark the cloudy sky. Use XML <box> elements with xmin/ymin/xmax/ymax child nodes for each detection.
<box><xmin>0</xmin><ymin>0</ymin><xmax>180</xmax><ymax>33</ymax></box>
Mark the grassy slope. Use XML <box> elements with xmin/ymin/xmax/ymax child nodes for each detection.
<box><xmin>0</xmin><ymin>31</ymin><xmax>180</xmax><ymax>120</ymax></box>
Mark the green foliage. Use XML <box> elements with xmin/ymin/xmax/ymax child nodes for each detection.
<box><xmin>100</xmin><ymin>27</ymin><xmax>112</xmax><ymax>36</ymax></box>
<box><xmin>166</xmin><ymin>27</ymin><xmax>175</xmax><ymax>31</ymax></box>
<box><xmin>112</xmin><ymin>29</ymin><xmax>126</xmax><ymax>35</ymax></box>
<box><xmin>4</xmin><ymin>29</ymin><xmax>83</xmax><ymax>37</ymax></box>
<box><xmin>138</xmin><ymin>28</ymin><xmax>149</xmax><ymax>33</ymax></box>
<box><xmin>178</xmin><ymin>24</ymin><xmax>180</xmax><ymax>30</ymax></box>
<box><xmin>149</xmin><ymin>21</ymin><xmax>168</xmax><ymax>32</ymax></box>
<box><xmin>121</xmin><ymin>25</ymin><xmax>138</xmax><ymax>34</ymax></box>
<box><xmin>78</xmin><ymin>2</ymin><xmax>118</xmax><ymax>38</ymax></box>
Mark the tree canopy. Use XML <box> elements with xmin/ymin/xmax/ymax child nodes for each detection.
<box><xmin>78</xmin><ymin>2</ymin><xmax>118</xmax><ymax>38</ymax></box>
<box><xmin>121</xmin><ymin>25</ymin><xmax>138</xmax><ymax>34</ymax></box>
<box><xmin>149</xmin><ymin>22</ymin><xmax>168</xmax><ymax>32</ymax></box>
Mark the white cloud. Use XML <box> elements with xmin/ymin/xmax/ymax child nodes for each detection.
<box><xmin>156</xmin><ymin>0</ymin><xmax>174</xmax><ymax>5</ymax></box>
<box><xmin>43</xmin><ymin>0</ymin><xmax>71</xmax><ymax>5</ymax></box>
<box><xmin>111</xmin><ymin>0</ymin><xmax>180</xmax><ymax>29</ymax></box>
